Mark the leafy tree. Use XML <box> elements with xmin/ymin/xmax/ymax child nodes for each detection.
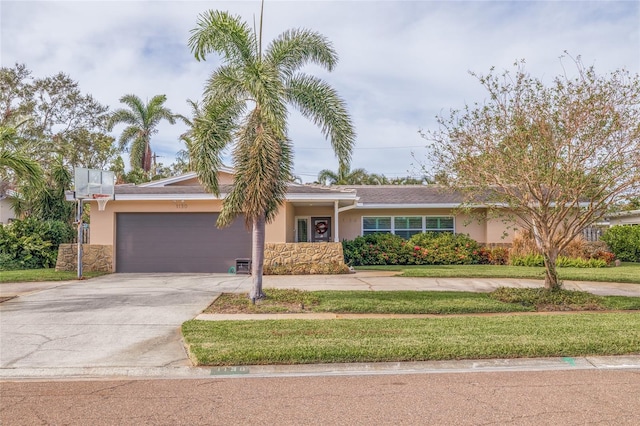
<box><xmin>1</xmin><ymin>64</ymin><xmax>116</xmax><ymax>223</ymax></box>
<box><xmin>0</xmin><ymin>64</ymin><xmax>111</xmax><ymax>171</ymax></box>
<box><xmin>425</xmin><ymin>57</ymin><xmax>640</xmax><ymax>290</ymax></box>
<box><xmin>189</xmin><ymin>5</ymin><xmax>355</xmax><ymax>300</ymax></box>
<box><xmin>107</xmin><ymin>94</ymin><xmax>176</xmax><ymax>174</ymax></box>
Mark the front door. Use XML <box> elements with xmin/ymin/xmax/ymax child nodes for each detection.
<box><xmin>311</xmin><ymin>217</ymin><xmax>331</xmax><ymax>242</ymax></box>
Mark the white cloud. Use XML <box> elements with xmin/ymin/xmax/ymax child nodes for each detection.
<box><xmin>2</xmin><ymin>0</ymin><xmax>639</xmax><ymax>182</ymax></box>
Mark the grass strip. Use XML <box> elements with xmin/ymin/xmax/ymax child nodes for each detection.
<box><xmin>356</xmin><ymin>263</ymin><xmax>640</xmax><ymax>284</ymax></box>
<box><xmin>0</xmin><ymin>269</ymin><xmax>107</xmax><ymax>283</ymax></box>
<box><xmin>207</xmin><ymin>289</ymin><xmax>640</xmax><ymax>315</ymax></box>
<box><xmin>183</xmin><ymin>312</ymin><xmax>640</xmax><ymax>366</ymax></box>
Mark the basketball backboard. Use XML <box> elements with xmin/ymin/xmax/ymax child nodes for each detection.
<box><xmin>74</xmin><ymin>167</ymin><xmax>115</xmax><ymax>199</ymax></box>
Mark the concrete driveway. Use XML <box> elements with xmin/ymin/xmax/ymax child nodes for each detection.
<box><xmin>0</xmin><ymin>274</ymin><xmax>250</xmax><ymax>371</ymax></box>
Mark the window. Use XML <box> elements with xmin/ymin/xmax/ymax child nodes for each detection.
<box><xmin>425</xmin><ymin>216</ymin><xmax>454</xmax><ymax>233</ymax></box>
<box><xmin>394</xmin><ymin>216</ymin><xmax>423</xmax><ymax>240</ymax></box>
<box><xmin>362</xmin><ymin>215</ymin><xmax>454</xmax><ymax>238</ymax></box>
<box><xmin>363</xmin><ymin>217</ymin><xmax>392</xmax><ymax>235</ymax></box>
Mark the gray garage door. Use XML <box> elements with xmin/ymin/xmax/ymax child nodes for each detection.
<box><xmin>116</xmin><ymin>213</ymin><xmax>251</xmax><ymax>273</ymax></box>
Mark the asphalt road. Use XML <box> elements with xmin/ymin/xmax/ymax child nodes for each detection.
<box><xmin>2</xmin><ymin>369</ymin><xmax>639</xmax><ymax>425</ymax></box>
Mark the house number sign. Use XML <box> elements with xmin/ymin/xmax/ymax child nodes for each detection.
<box><xmin>175</xmin><ymin>202</ymin><xmax>188</xmax><ymax>209</ymax></box>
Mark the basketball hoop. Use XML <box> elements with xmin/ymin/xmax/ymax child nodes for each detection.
<box><xmin>92</xmin><ymin>194</ymin><xmax>112</xmax><ymax>211</ymax></box>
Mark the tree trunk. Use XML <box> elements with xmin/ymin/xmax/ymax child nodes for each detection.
<box><xmin>142</xmin><ymin>143</ymin><xmax>152</xmax><ymax>173</ymax></box>
<box><xmin>249</xmin><ymin>214</ymin><xmax>266</xmax><ymax>301</ymax></box>
<box><xmin>542</xmin><ymin>249</ymin><xmax>561</xmax><ymax>290</ymax></box>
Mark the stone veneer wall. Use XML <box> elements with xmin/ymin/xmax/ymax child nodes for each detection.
<box><xmin>264</xmin><ymin>242</ymin><xmax>345</xmax><ymax>266</ymax></box>
<box><xmin>55</xmin><ymin>244</ymin><xmax>113</xmax><ymax>272</ymax></box>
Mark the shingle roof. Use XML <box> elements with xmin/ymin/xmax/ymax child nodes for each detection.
<box><xmin>115</xmin><ymin>183</ymin><xmax>355</xmax><ymax>196</ymax></box>
<box><xmin>336</xmin><ymin>185</ymin><xmax>466</xmax><ymax>205</ymax></box>
<box><xmin>114</xmin><ymin>179</ymin><xmax>474</xmax><ymax>206</ymax></box>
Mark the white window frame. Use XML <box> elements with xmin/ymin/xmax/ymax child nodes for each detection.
<box><xmin>362</xmin><ymin>215</ymin><xmax>455</xmax><ymax>237</ymax></box>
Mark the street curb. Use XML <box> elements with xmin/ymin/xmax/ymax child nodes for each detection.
<box><xmin>2</xmin><ymin>355</ymin><xmax>639</xmax><ymax>381</ymax></box>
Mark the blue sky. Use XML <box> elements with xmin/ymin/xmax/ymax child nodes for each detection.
<box><xmin>2</xmin><ymin>1</ymin><xmax>639</xmax><ymax>182</ymax></box>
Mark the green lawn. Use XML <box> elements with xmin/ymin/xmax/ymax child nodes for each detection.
<box><xmin>0</xmin><ymin>269</ymin><xmax>107</xmax><ymax>283</ymax></box>
<box><xmin>183</xmin><ymin>312</ymin><xmax>640</xmax><ymax>366</ymax></box>
<box><xmin>355</xmin><ymin>262</ymin><xmax>640</xmax><ymax>284</ymax></box>
<box><xmin>208</xmin><ymin>289</ymin><xmax>640</xmax><ymax>315</ymax></box>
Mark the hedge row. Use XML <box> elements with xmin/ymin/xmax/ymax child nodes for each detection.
<box><xmin>342</xmin><ymin>232</ymin><xmax>616</xmax><ymax>268</ymax></box>
<box><xmin>342</xmin><ymin>232</ymin><xmax>486</xmax><ymax>266</ymax></box>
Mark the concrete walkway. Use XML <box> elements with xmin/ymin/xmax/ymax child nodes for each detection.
<box><xmin>260</xmin><ymin>272</ymin><xmax>640</xmax><ymax>296</ymax></box>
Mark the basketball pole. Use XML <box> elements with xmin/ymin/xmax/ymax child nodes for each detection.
<box><xmin>77</xmin><ymin>197</ymin><xmax>84</xmax><ymax>279</ymax></box>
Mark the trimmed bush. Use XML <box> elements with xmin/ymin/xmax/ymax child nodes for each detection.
<box><xmin>602</xmin><ymin>225</ymin><xmax>640</xmax><ymax>262</ymax></box>
<box><xmin>408</xmin><ymin>232</ymin><xmax>482</xmax><ymax>265</ymax></box>
<box><xmin>342</xmin><ymin>233</ymin><xmax>412</xmax><ymax>266</ymax></box>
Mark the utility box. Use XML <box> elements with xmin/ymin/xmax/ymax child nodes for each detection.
<box><xmin>235</xmin><ymin>258</ymin><xmax>251</xmax><ymax>274</ymax></box>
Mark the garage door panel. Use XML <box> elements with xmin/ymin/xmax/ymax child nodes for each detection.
<box><xmin>116</xmin><ymin>213</ymin><xmax>251</xmax><ymax>273</ymax></box>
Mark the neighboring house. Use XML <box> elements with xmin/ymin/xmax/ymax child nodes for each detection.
<box><xmin>85</xmin><ymin>169</ymin><xmax>518</xmax><ymax>273</ymax></box>
<box><xmin>0</xmin><ymin>189</ymin><xmax>17</xmax><ymax>224</ymax></box>
<box><xmin>605</xmin><ymin>209</ymin><xmax>640</xmax><ymax>226</ymax></box>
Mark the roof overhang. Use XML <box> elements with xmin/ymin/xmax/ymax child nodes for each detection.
<box><xmin>355</xmin><ymin>203</ymin><xmax>488</xmax><ymax>209</ymax></box>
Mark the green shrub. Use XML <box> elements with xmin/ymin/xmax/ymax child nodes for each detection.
<box><xmin>342</xmin><ymin>232</ymin><xmax>482</xmax><ymax>266</ymax></box>
<box><xmin>510</xmin><ymin>253</ymin><xmax>544</xmax><ymax>267</ymax></box>
<box><xmin>0</xmin><ymin>218</ymin><xmax>71</xmax><ymax>270</ymax></box>
<box><xmin>342</xmin><ymin>233</ymin><xmax>412</xmax><ymax>266</ymax></box>
<box><xmin>557</xmin><ymin>257</ymin><xmax>607</xmax><ymax>268</ymax></box>
<box><xmin>601</xmin><ymin>225</ymin><xmax>640</xmax><ymax>262</ymax></box>
<box><xmin>408</xmin><ymin>232</ymin><xmax>482</xmax><ymax>265</ymax></box>
<box><xmin>478</xmin><ymin>246</ymin><xmax>510</xmax><ymax>265</ymax></box>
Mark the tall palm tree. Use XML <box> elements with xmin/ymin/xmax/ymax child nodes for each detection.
<box><xmin>189</xmin><ymin>5</ymin><xmax>355</xmax><ymax>300</ymax></box>
<box><xmin>317</xmin><ymin>163</ymin><xmax>371</xmax><ymax>185</ymax></box>
<box><xmin>107</xmin><ymin>94</ymin><xmax>176</xmax><ymax>173</ymax></box>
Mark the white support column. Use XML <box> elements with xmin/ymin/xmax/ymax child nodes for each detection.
<box><xmin>334</xmin><ymin>201</ymin><xmax>339</xmax><ymax>242</ymax></box>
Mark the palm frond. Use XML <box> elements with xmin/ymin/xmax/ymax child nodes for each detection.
<box><xmin>128</xmin><ymin>138</ymin><xmax>145</xmax><ymax>170</ymax></box>
<box><xmin>203</xmin><ymin>65</ymin><xmax>247</xmax><ymax>104</ymax></box>
<box><xmin>230</xmin><ymin>108</ymin><xmax>291</xmax><ymax>224</ymax></box>
<box><xmin>286</xmin><ymin>74</ymin><xmax>355</xmax><ymax>167</ymax></box>
<box><xmin>107</xmin><ymin>109</ymin><xmax>139</xmax><ymax>131</ymax></box>
<box><xmin>147</xmin><ymin>94</ymin><xmax>176</xmax><ymax>126</ymax></box>
<box><xmin>0</xmin><ymin>149</ymin><xmax>44</xmax><ymax>187</ymax></box>
<box><xmin>191</xmin><ymin>97</ymin><xmax>244</xmax><ymax>196</ymax></box>
<box><xmin>117</xmin><ymin>126</ymin><xmax>140</xmax><ymax>151</ymax></box>
<box><xmin>189</xmin><ymin>10</ymin><xmax>257</xmax><ymax>65</ymax></box>
<box><xmin>265</xmin><ymin>28</ymin><xmax>338</xmax><ymax>77</ymax></box>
